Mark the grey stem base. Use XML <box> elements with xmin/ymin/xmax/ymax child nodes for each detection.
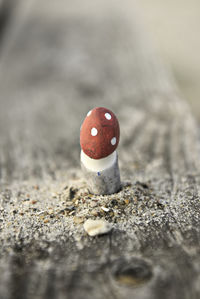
<box><xmin>81</xmin><ymin>155</ymin><xmax>121</xmax><ymax>195</ymax></box>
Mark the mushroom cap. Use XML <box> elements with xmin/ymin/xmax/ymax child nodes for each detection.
<box><xmin>80</xmin><ymin>107</ymin><xmax>120</xmax><ymax>159</ymax></box>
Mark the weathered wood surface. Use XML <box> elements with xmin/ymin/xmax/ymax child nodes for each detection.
<box><xmin>0</xmin><ymin>1</ymin><xmax>200</xmax><ymax>298</ymax></box>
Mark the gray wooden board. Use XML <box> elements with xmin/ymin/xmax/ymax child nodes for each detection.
<box><xmin>0</xmin><ymin>0</ymin><xmax>200</xmax><ymax>298</ymax></box>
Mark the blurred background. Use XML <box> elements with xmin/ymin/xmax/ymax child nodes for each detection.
<box><xmin>0</xmin><ymin>0</ymin><xmax>200</xmax><ymax>119</ymax></box>
<box><xmin>138</xmin><ymin>0</ymin><xmax>200</xmax><ymax>120</ymax></box>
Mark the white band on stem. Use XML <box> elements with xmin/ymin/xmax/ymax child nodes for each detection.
<box><xmin>81</xmin><ymin>150</ymin><xmax>117</xmax><ymax>172</ymax></box>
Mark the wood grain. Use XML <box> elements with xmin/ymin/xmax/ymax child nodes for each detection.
<box><xmin>0</xmin><ymin>1</ymin><xmax>200</xmax><ymax>298</ymax></box>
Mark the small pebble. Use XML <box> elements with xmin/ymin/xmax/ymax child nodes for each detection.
<box><xmin>33</xmin><ymin>185</ymin><xmax>39</xmax><ymax>190</ymax></box>
<box><xmin>109</xmin><ymin>211</ymin><xmax>114</xmax><ymax>217</ymax></box>
<box><xmin>51</xmin><ymin>192</ymin><xmax>57</xmax><ymax>198</ymax></box>
<box><xmin>83</xmin><ymin>219</ymin><xmax>112</xmax><ymax>236</ymax></box>
<box><xmin>66</xmin><ymin>201</ymin><xmax>74</xmax><ymax>206</ymax></box>
<box><xmin>101</xmin><ymin>207</ymin><xmax>109</xmax><ymax>212</ymax></box>
<box><xmin>69</xmin><ymin>211</ymin><xmax>75</xmax><ymax>216</ymax></box>
<box><xmin>90</xmin><ymin>201</ymin><xmax>98</xmax><ymax>208</ymax></box>
<box><xmin>37</xmin><ymin>211</ymin><xmax>45</xmax><ymax>215</ymax></box>
<box><xmin>74</xmin><ymin>216</ymin><xmax>84</xmax><ymax>224</ymax></box>
<box><xmin>31</xmin><ymin>200</ymin><xmax>37</xmax><ymax>205</ymax></box>
<box><xmin>90</xmin><ymin>209</ymin><xmax>99</xmax><ymax>216</ymax></box>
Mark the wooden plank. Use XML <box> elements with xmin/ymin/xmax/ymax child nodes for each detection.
<box><xmin>0</xmin><ymin>0</ymin><xmax>34</xmax><ymax>58</ymax></box>
<box><xmin>0</xmin><ymin>0</ymin><xmax>16</xmax><ymax>46</ymax></box>
<box><xmin>0</xmin><ymin>1</ymin><xmax>200</xmax><ymax>298</ymax></box>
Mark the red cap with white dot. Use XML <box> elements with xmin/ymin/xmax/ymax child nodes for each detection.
<box><xmin>80</xmin><ymin>107</ymin><xmax>120</xmax><ymax>159</ymax></box>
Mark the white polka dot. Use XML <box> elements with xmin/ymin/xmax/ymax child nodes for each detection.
<box><xmin>91</xmin><ymin>127</ymin><xmax>98</xmax><ymax>136</ymax></box>
<box><xmin>105</xmin><ymin>113</ymin><xmax>112</xmax><ymax>120</ymax></box>
<box><xmin>111</xmin><ymin>137</ymin><xmax>116</xmax><ymax>145</ymax></box>
<box><xmin>87</xmin><ymin>110</ymin><xmax>92</xmax><ymax>117</ymax></box>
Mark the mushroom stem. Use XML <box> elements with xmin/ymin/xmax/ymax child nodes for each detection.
<box><xmin>81</xmin><ymin>150</ymin><xmax>121</xmax><ymax>195</ymax></box>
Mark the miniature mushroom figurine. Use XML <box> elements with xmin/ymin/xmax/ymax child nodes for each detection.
<box><xmin>80</xmin><ymin>107</ymin><xmax>121</xmax><ymax>195</ymax></box>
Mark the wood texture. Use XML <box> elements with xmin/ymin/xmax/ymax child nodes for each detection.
<box><xmin>0</xmin><ymin>0</ymin><xmax>200</xmax><ymax>298</ymax></box>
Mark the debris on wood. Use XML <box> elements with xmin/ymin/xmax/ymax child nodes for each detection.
<box><xmin>83</xmin><ymin>219</ymin><xmax>112</xmax><ymax>236</ymax></box>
